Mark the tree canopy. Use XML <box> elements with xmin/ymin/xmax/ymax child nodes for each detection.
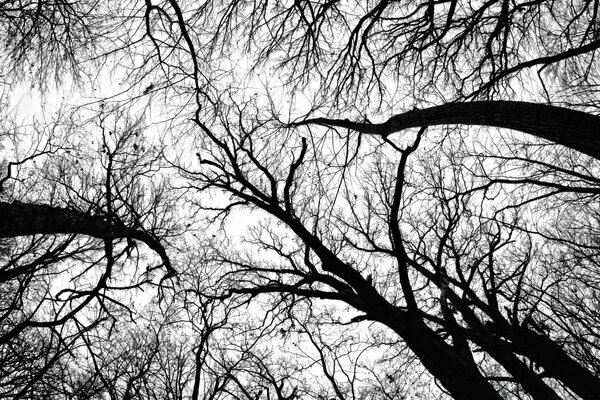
<box><xmin>2</xmin><ymin>1</ymin><xmax>600</xmax><ymax>399</ymax></box>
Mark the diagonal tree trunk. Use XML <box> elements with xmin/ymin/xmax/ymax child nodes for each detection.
<box><xmin>293</xmin><ymin>101</ymin><xmax>600</xmax><ymax>160</ymax></box>
<box><xmin>275</xmin><ymin>209</ymin><xmax>505</xmax><ymax>399</ymax></box>
<box><xmin>375</xmin><ymin>310</ymin><xmax>506</xmax><ymax>400</ymax></box>
<box><xmin>511</xmin><ymin>327</ymin><xmax>600</xmax><ymax>400</ymax></box>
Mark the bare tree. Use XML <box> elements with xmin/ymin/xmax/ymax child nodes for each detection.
<box><xmin>4</xmin><ymin>0</ymin><xmax>600</xmax><ymax>399</ymax></box>
<box><xmin>0</xmin><ymin>105</ymin><xmax>178</xmax><ymax>397</ymax></box>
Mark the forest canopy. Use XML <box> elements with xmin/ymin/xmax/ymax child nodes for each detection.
<box><xmin>2</xmin><ymin>1</ymin><xmax>600</xmax><ymax>399</ymax></box>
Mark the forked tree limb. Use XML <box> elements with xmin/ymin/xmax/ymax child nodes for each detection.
<box><xmin>291</xmin><ymin>101</ymin><xmax>600</xmax><ymax>160</ymax></box>
<box><xmin>0</xmin><ymin>201</ymin><xmax>174</xmax><ymax>276</ymax></box>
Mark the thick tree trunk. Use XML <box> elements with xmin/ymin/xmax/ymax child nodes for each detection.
<box><xmin>453</xmin><ymin>305</ymin><xmax>562</xmax><ymax>399</ymax></box>
<box><xmin>512</xmin><ymin>328</ymin><xmax>600</xmax><ymax>400</ymax></box>
<box><xmin>376</xmin><ymin>309</ymin><xmax>504</xmax><ymax>400</ymax></box>
<box><xmin>295</xmin><ymin>101</ymin><xmax>600</xmax><ymax>160</ymax></box>
<box><xmin>0</xmin><ymin>201</ymin><xmax>173</xmax><ymax>275</ymax></box>
<box><xmin>470</xmin><ymin>331</ymin><xmax>562</xmax><ymax>400</ymax></box>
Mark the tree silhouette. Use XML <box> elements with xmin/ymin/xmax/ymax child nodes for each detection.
<box><xmin>2</xmin><ymin>0</ymin><xmax>600</xmax><ymax>399</ymax></box>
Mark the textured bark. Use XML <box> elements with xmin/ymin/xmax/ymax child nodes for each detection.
<box><xmin>294</xmin><ymin>101</ymin><xmax>600</xmax><ymax>160</ymax></box>
<box><xmin>0</xmin><ymin>201</ymin><xmax>173</xmax><ymax>275</ymax></box>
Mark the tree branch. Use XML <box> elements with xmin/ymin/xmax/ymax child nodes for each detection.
<box><xmin>291</xmin><ymin>101</ymin><xmax>600</xmax><ymax>160</ymax></box>
<box><xmin>0</xmin><ymin>201</ymin><xmax>174</xmax><ymax>276</ymax></box>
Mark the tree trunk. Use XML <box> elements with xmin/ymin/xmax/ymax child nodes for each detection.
<box><xmin>470</xmin><ymin>330</ymin><xmax>562</xmax><ymax>400</ymax></box>
<box><xmin>295</xmin><ymin>101</ymin><xmax>600</xmax><ymax>160</ymax></box>
<box><xmin>377</xmin><ymin>310</ymin><xmax>504</xmax><ymax>400</ymax></box>
<box><xmin>512</xmin><ymin>328</ymin><xmax>600</xmax><ymax>400</ymax></box>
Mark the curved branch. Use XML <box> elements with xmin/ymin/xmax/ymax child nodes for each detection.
<box><xmin>292</xmin><ymin>101</ymin><xmax>600</xmax><ymax>160</ymax></box>
<box><xmin>471</xmin><ymin>39</ymin><xmax>600</xmax><ymax>97</ymax></box>
<box><xmin>0</xmin><ymin>201</ymin><xmax>174</xmax><ymax>276</ymax></box>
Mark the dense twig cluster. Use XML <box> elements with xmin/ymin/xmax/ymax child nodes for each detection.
<box><xmin>2</xmin><ymin>1</ymin><xmax>600</xmax><ymax>399</ymax></box>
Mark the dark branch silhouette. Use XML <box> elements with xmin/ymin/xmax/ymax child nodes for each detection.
<box><xmin>292</xmin><ymin>101</ymin><xmax>600</xmax><ymax>160</ymax></box>
<box><xmin>0</xmin><ymin>201</ymin><xmax>173</xmax><ymax>277</ymax></box>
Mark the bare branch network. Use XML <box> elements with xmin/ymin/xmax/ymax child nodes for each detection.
<box><xmin>1</xmin><ymin>1</ymin><xmax>600</xmax><ymax>399</ymax></box>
